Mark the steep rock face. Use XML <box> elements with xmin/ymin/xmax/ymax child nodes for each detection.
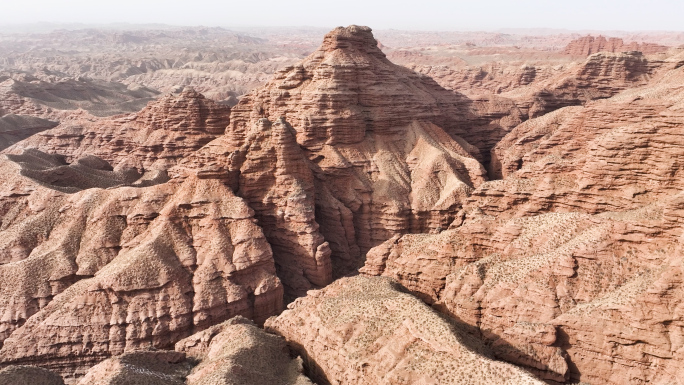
<box><xmin>500</xmin><ymin>51</ymin><xmax>659</xmax><ymax>125</ymax></box>
<box><xmin>562</xmin><ymin>35</ymin><xmax>668</xmax><ymax>56</ymax></box>
<box><xmin>485</xmin><ymin>63</ymin><xmax>684</xmax><ymax>212</ymax></box>
<box><xmin>403</xmin><ymin>51</ymin><xmax>661</xmax><ymax>174</ymax></box>
<box><xmin>362</xmin><ymin>205</ymin><xmax>684</xmax><ymax>384</ymax></box>
<box><xmin>362</xmin><ymin>56</ymin><xmax>684</xmax><ymax>384</ymax></box>
<box><xmin>5</xmin><ymin>89</ymin><xmax>230</xmax><ymax>172</ymax></box>
<box><xmin>75</xmin><ymin>316</ymin><xmax>313</xmax><ymax>385</ymax></box>
<box><xmin>0</xmin><ymin>151</ymin><xmax>283</xmax><ymax>381</ymax></box>
<box><xmin>193</xmin><ymin>25</ymin><xmax>487</xmax><ymax>284</ymax></box>
<box><xmin>266</xmin><ymin>276</ymin><xmax>544</xmax><ymax>385</ymax></box>
<box><xmin>176</xmin><ymin>117</ymin><xmax>332</xmax><ymax>299</ymax></box>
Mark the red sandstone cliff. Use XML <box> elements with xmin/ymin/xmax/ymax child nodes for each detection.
<box><xmin>0</xmin><ymin>151</ymin><xmax>283</xmax><ymax>381</ymax></box>
<box><xmin>1</xmin><ymin>24</ymin><xmax>683</xmax><ymax>385</ymax></box>
<box><xmin>176</xmin><ymin>25</ymin><xmax>488</xmax><ymax>296</ymax></box>
<box><xmin>361</xmin><ymin>50</ymin><xmax>684</xmax><ymax>384</ymax></box>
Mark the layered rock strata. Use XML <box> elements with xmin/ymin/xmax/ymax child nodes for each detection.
<box><xmin>563</xmin><ymin>35</ymin><xmax>668</xmax><ymax>56</ymax></box>
<box><xmin>0</xmin><ymin>151</ymin><xmax>283</xmax><ymax>380</ymax></box>
<box><xmin>5</xmin><ymin>89</ymin><xmax>230</xmax><ymax>172</ymax></box>
<box><xmin>361</xmin><ymin>51</ymin><xmax>684</xmax><ymax>384</ymax></box>
<box><xmin>180</xmin><ymin>25</ymin><xmax>488</xmax><ymax>292</ymax></box>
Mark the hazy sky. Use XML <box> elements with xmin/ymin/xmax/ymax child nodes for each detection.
<box><xmin>2</xmin><ymin>0</ymin><xmax>683</xmax><ymax>31</ymax></box>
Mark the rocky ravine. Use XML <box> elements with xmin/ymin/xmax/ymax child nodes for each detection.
<box><xmin>0</xmin><ymin>25</ymin><xmax>513</xmax><ymax>382</ymax></box>
<box><xmin>361</xmin><ymin>49</ymin><xmax>684</xmax><ymax>384</ymax></box>
<box><xmin>0</xmin><ymin>24</ymin><xmax>682</xmax><ymax>385</ymax></box>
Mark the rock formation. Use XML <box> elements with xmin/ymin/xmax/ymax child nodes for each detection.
<box><xmin>0</xmin><ymin>150</ymin><xmax>283</xmax><ymax>380</ymax></box>
<box><xmin>563</xmin><ymin>35</ymin><xmax>668</xmax><ymax>56</ymax></box>
<box><xmin>1</xmin><ymin>23</ymin><xmax>683</xmax><ymax>385</ymax></box>
<box><xmin>361</xmin><ymin>50</ymin><xmax>684</xmax><ymax>384</ymax></box>
<box><xmin>0</xmin><ymin>71</ymin><xmax>159</xmax><ymax>119</ymax></box>
<box><xmin>176</xmin><ymin>316</ymin><xmax>313</xmax><ymax>385</ymax></box>
<box><xmin>0</xmin><ymin>114</ymin><xmax>58</xmax><ymax>151</ymax></box>
<box><xmin>5</xmin><ymin>89</ymin><xmax>231</xmax><ymax>172</ymax></box>
<box><xmin>180</xmin><ymin>25</ymin><xmax>488</xmax><ymax>296</ymax></box>
<box><xmin>266</xmin><ymin>275</ymin><xmax>544</xmax><ymax>385</ymax></box>
<box><xmin>75</xmin><ymin>316</ymin><xmax>312</xmax><ymax>385</ymax></box>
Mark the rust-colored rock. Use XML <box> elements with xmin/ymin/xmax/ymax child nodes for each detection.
<box><xmin>0</xmin><ymin>150</ymin><xmax>283</xmax><ymax>381</ymax></box>
<box><xmin>181</xmin><ymin>25</ymin><xmax>488</xmax><ymax>293</ymax></box>
<box><xmin>74</xmin><ymin>316</ymin><xmax>313</xmax><ymax>385</ymax></box>
<box><xmin>5</xmin><ymin>89</ymin><xmax>231</xmax><ymax>172</ymax></box>
<box><xmin>176</xmin><ymin>316</ymin><xmax>313</xmax><ymax>385</ymax></box>
<box><xmin>2</xmin><ymin>24</ymin><xmax>684</xmax><ymax>385</ymax></box>
<box><xmin>266</xmin><ymin>275</ymin><xmax>544</xmax><ymax>385</ymax></box>
<box><xmin>361</xmin><ymin>51</ymin><xmax>684</xmax><ymax>384</ymax></box>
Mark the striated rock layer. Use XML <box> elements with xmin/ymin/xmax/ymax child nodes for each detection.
<box><xmin>5</xmin><ymin>89</ymin><xmax>231</xmax><ymax>172</ymax></box>
<box><xmin>0</xmin><ymin>151</ymin><xmax>283</xmax><ymax>380</ymax></box>
<box><xmin>361</xmin><ymin>50</ymin><xmax>684</xmax><ymax>384</ymax></box>
<box><xmin>266</xmin><ymin>275</ymin><xmax>544</xmax><ymax>385</ymax></box>
<box><xmin>562</xmin><ymin>35</ymin><xmax>668</xmax><ymax>56</ymax></box>
<box><xmin>178</xmin><ymin>25</ymin><xmax>488</xmax><ymax>297</ymax></box>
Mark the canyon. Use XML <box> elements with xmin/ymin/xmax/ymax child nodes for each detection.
<box><xmin>0</xmin><ymin>23</ymin><xmax>682</xmax><ymax>385</ymax></box>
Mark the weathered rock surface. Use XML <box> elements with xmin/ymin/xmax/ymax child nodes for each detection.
<box><xmin>0</xmin><ymin>365</ymin><xmax>65</xmax><ymax>385</ymax></box>
<box><xmin>1</xmin><ymin>24</ymin><xmax>683</xmax><ymax>385</ymax></box>
<box><xmin>179</xmin><ymin>25</ymin><xmax>488</xmax><ymax>296</ymax></box>
<box><xmin>562</xmin><ymin>35</ymin><xmax>668</xmax><ymax>56</ymax></box>
<box><xmin>0</xmin><ymin>151</ymin><xmax>283</xmax><ymax>381</ymax></box>
<box><xmin>176</xmin><ymin>316</ymin><xmax>313</xmax><ymax>385</ymax></box>
<box><xmin>176</xmin><ymin>117</ymin><xmax>333</xmax><ymax>300</ymax></box>
<box><xmin>266</xmin><ymin>275</ymin><xmax>544</xmax><ymax>385</ymax></box>
<box><xmin>401</xmin><ymin>50</ymin><xmax>663</xmax><ymax>174</ymax></box>
<box><xmin>75</xmin><ymin>350</ymin><xmax>190</xmax><ymax>385</ymax></box>
<box><xmin>361</xmin><ymin>51</ymin><xmax>684</xmax><ymax>384</ymax></box>
<box><xmin>362</xmin><ymin>207</ymin><xmax>684</xmax><ymax>383</ymax></box>
<box><xmin>74</xmin><ymin>316</ymin><xmax>312</xmax><ymax>385</ymax></box>
<box><xmin>5</xmin><ymin>89</ymin><xmax>231</xmax><ymax>172</ymax></box>
<box><xmin>0</xmin><ymin>71</ymin><xmax>159</xmax><ymax>119</ymax></box>
<box><xmin>485</xmin><ymin>56</ymin><xmax>684</xmax><ymax>211</ymax></box>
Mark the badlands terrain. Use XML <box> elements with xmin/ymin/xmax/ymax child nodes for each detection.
<box><xmin>0</xmin><ymin>23</ymin><xmax>683</xmax><ymax>384</ymax></box>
